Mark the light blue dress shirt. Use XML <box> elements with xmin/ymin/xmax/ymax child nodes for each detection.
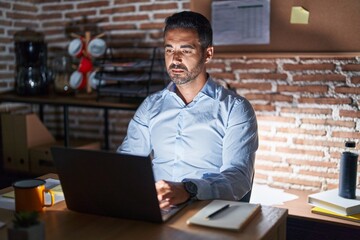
<box><xmin>118</xmin><ymin>77</ymin><xmax>258</xmax><ymax>201</ymax></box>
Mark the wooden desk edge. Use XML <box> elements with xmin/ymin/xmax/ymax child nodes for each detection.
<box><xmin>0</xmin><ymin>173</ymin><xmax>288</xmax><ymax>240</ymax></box>
<box><xmin>278</xmin><ymin>188</ymin><xmax>360</xmax><ymax>228</ymax></box>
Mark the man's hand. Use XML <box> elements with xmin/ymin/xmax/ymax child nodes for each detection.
<box><xmin>155</xmin><ymin>180</ymin><xmax>190</xmax><ymax>209</ymax></box>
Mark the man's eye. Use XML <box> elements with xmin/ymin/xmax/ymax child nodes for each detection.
<box><xmin>165</xmin><ymin>48</ymin><xmax>173</xmax><ymax>54</ymax></box>
<box><xmin>182</xmin><ymin>49</ymin><xmax>192</xmax><ymax>54</ymax></box>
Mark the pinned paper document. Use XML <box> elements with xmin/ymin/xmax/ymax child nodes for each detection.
<box><xmin>290</xmin><ymin>6</ymin><xmax>310</xmax><ymax>24</ymax></box>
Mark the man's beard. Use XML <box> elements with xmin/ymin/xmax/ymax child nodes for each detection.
<box><xmin>167</xmin><ymin>60</ymin><xmax>205</xmax><ymax>85</ymax></box>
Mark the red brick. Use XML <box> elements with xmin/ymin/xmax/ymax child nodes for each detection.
<box><xmin>258</xmin><ymin>145</ymin><xmax>271</xmax><ymax>151</ymax></box>
<box><xmin>254</xmin><ymin>172</ymin><xmax>267</xmax><ymax>181</ymax></box>
<box><xmin>44</xmin><ymin>29</ymin><xmax>64</xmax><ymax>36</ymax></box>
<box><xmin>301</xmin><ymin>118</ymin><xmax>355</xmax><ymax>128</ymax></box>
<box><xmin>277</xmin><ymin>127</ymin><xmax>326</xmax><ymax>136</ymax></box>
<box><xmin>335</xmin><ymin>86</ymin><xmax>360</xmax><ymax>94</ymax></box>
<box><xmin>42</xmin><ymin>4</ymin><xmax>73</xmax><ymax>11</ymax></box>
<box><xmin>283</xmin><ymin>63</ymin><xmax>335</xmax><ymax>71</ymax></box>
<box><xmin>65</xmin><ymin>10</ymin><xmax>96</xmax><ymax>19</ymax></box>
<box><xmin>342</xmin><ymin>64</ymin><xmax>360</xmax><ymax>71</ymax></box>
<box><xmin>339</xmin><ymin>109</ymin><xmax>360</xmax><ymax>118</ymax></box>
<box><xmin>298</xmin><ymin>169</ymin><xmax>338</xmax><ymax>179</ymax></box>
<box><xmin>278</xmin><ymin>85</ymin><xmax>328</xmax><ymax>93</ymax></box>
<box><xmin>255</xmin><ymin>154</ymin><xmax>283</xmax><ymax>162</ymax></box>
<box><xmin>253</xmin><ymin>104</ymin><xmax>276</xmax><ymax>112</ymax></box>
<box><xmin>292</xmin><ymin>138</ymin><xmax>344</xmax><ymax>148</ymax></box>
<box><xmin>6</xmin><ymin>12</ymin><xmax>35</xmax><ymax>20</ymax></box>
<box><xmin>113</xmin><ymin>14</ymin><xmax>149</xmax><ymax>22</ymax></box>
<box><xmin>101</xmin><ymin>6</ymin><xmax>136</xmax><ymax>15</ymax></box>
<box><xmin>259</xmin><ymin>135</ymin><xmax>287</xmax><ymax>143</ymax></box>
<box><xmin>0</xmin><ymin>19</ymin><xmax>12</xmax><ymax>27</ymax></box>
<box><xmin>293</xmin><ymin>74</ymin><xmax>346</xmax><ymax>82</ymax></box>
<box><xmin>14</xmin><ymin>21</ymin><xmax>38</xmax><ymax>29</ymax></box>
<box><xmin>239</xmin><ymin>73</ymin><xmax>287</xmax><ymax>80</ymax></box>
<box><xmin>102</xmin><ymin>24</ymin><xmax>137</xmax><ymax>31</ymax></box>
<box><xmin>351</xmin><ymin>76</ymin><xmax>360</xmax><ymax>84</ymax></box>
<box><xmin>275</xmin><ymin>146</ymin><xmax>324</xmax><ymax>157</ymax></box>
<box><xmin>299</xmin><ymin>56</ymin><xmax>357</xmax><ymax>61</ymax></box>
<box><xmin>0</xmin><ymin>73</ymin><xmax>14</xmax><ymax>79</ymax></box>
<box><xmin>115</xmin><ymin>0</ymin><xmax>150</xmax><ymax>4</ymax></box>
<box><xmin>0</xmin><ymin>54</ymin><xmax>13</xmax><ymax>61</ymax></box>
<box><xmin>231</xmin><ymin>62</ymin><xmax>277</xmax><ymax>71</ymax></box>
<box><xmin>13</xmin><ymin>3</ymin><xmax>37</xmax><ymax>12</ymax></box>
<box><xmin>280</xmin><ymin>107</ymin><xmax>331</xmax><ymax>115</ymax></box>
<box><xmin>207</xmin><ymin>62</ymin><xmax>226</xmax><ymax>70</ymax></box>
<box><xmin>140</xmin><ymin>3</ymin><xmax>178</xmax><ymax>11</ymax></box>
<box><xmin>255</xmin><ymin>164</ymin><xmax>292</xmax><ymax>173</ymax></box>
<box><xmin>77</xmin><ymin>1</ymin><xmax>109</xmax><ymax>9</ymax></box>
<box><xmin>272</xmin><ymin>176</ymin><xmax>322</xmax><ymax>188</ymax></box>
<box><xmin>258</xmin><ymin>125</ymin><xmax>272</xmax><ymax>132</ymax></box>
<box><xmin>229</xmin><ymin>82</ymin><xmax>272</xmax><ymax>91</ymax></box>
<box><xmin>257</xmin><ymin>116</ymin><xmax>296</xmax><ymax>123</ymax></box>
<box><xmin>245</xmin><ymin>93</ymin><xmax>293</xmax><ymax>103</ymax></box>
<box><xmin>210</xmin><ymin>72</ymin><xmax>235</xmax><ymax>80</ymax></box>
<box><xmin>286</xmin><ymin>158</ymin><xmax>337</xmax><ymax>168</ymax></box>
<box><xmin>43</xmin><ymin>21</ymin><xmax>68</xmax><ymax>28</ymax></box>
<box><xmin>0</xmin><ymin>2</ymin><xmax>10</xmax><ymax>8</ymax></box>
<box><xmin>332</xmin><ymin>131</ymin><xmax>360</xmax><ymax>139</ymax></box>
<box><xmin>299</xmin><ymin>97</ymin><xmax>351</xmax><ymax>105</ymax></box>
<box><xmin>139</xmin><ymin>22</ymin><xmax>164</xmax><ymax>30</ymax></box>
<box><xmin>154</xmin><ymin>12</ymin><xmax>175</xmax><ymax>20</ymax></box>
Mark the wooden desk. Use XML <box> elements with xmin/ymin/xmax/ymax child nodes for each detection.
<box><xmin>278</xmin><ymin>189</ymin><xmax>360</xmax><ymax>239</ymax></box>
<box><xmin>0</xmin><ymin>92</ymin><xmax>140</xmax><ymax>149</ymax></box>
<box><xmin>0</xmin><ymin>174</ymin><xmax>287</xmax><ymax>240</ymax></box>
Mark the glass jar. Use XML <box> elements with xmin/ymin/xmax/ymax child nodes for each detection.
<box><xmin>51</xmin><ymin>56</ymin><xmax>74</xmax><ymax>95</ymax></box>
<box><xmin>14</xmin><ymin>28</ymin><xmax>49</xmax><ymax>95</ymax></box>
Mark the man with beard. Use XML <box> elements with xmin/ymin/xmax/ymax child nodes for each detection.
<box><xmin>118</xmin><ymin>11</ymin><xmax>258</xmax><ymax>209</ymax></box>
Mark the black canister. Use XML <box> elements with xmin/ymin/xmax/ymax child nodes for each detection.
<box><xmin>338</xmin><ymin>141</ymin><xmax>358</xmax><ymax>199</ymax></box>
<box><xmin>14</xmin><ymin>28</ymin><xmax>49</xmax><ymax>95</ymax></box>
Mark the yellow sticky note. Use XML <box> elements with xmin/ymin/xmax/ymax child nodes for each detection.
<box><xmin>290</xmin><ymin>6</ymin><xmax>310</xmax><ymax>24</ymax></box>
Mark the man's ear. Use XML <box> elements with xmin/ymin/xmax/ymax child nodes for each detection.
<box><xmin>205</xmin><ymin>46</ymin><xmax>214</xmax><ymax>63</ymax></box>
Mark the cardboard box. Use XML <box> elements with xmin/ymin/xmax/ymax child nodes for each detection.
<box><xmin>29</xmin><ymin>139</ymin><xmax>101</xmax><ymax>175</ymax></box>
<box><xmin>1</xmin><ymin>113</ymin><xmax>55</xmax><ymax>172</ymax></box>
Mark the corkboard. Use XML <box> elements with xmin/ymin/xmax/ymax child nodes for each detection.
<box><xmin>190</xmin><ymin>0</ymin><xmax>360</xmax><ymax>53</ymax></box>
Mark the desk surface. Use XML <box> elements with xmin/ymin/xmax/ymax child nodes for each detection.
<box><xmin>0</xmin><ymin>92</ymin><xmax>140</xmax><ymax>110</ymax></box>
<box><xmin>278</xmin><ymin>188</ymin><xmax>360</xmax><ymax>228</ymax></box>
<box><xmin>0</xmin><ymin>174</ymin><xmax>287</xmax><ymax>240</ymax></box>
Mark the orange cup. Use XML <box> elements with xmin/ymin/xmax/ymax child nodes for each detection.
<box><xmin>13</xmin><ymin>179</ymin><xmax>54</xmax><ymax>212</ymax></box>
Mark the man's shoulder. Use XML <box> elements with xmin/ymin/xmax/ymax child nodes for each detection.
<box><xmin>141</xmin><ymin>88</ymin><xmax>169</xmax><ymax>107</ymax></box>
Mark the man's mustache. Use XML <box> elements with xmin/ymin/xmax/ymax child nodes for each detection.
<box><xmin>169</xmin><ymin>64</ymin><xmax>188</xmax><ymax>71</ymax></box>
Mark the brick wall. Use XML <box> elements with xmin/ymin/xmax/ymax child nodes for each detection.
<box><xmin>1</xmin><ymin>0</ymin><xmax>359</xmax><ymax>192</ymax></box>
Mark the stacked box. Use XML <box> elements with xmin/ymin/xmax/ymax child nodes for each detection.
<box><xmin>1</xmin><ymin>113</ymin><xmax>55</xmax><ymax>172</ymax></box>
<box><xmin>29</xmin><ymin>139</ymin><xmax>101</xmax><ymax>175</ymax></box>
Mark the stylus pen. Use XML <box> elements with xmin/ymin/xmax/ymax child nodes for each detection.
<box><xmin>205</xmin><ymin>204</ymin><xmax>230</xmax><ymax>220</ymax></box>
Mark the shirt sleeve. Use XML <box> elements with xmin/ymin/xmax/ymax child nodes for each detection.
<box><xmin>183</xmin><ymin>98</ymin><xmax>258</xmax><ymax>201</ymax></box>
<box><xmin>117</xmin><ymin>98</ymin><xmax>152</xmax><ymax>157</ymax></box>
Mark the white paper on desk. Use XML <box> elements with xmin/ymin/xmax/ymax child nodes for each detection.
<box><xmin>250</xmin><ymin>183</ymin><xmax>298</xmax><ymax>206</ymax></box>
<box><xmin>0</xmin><ymin>178</ymin><xmax>64</xmax><ymax>211</ymax></box>
<box><xmin>212</xmin><ymin>0</ymin><xmax>270</xmax><ymax>45</ymax></box>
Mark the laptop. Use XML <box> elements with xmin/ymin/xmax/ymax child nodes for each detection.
<box><xmin>51</xmin><ymin>147</ymin><xmax>188</xmax><ymax>223</ymax></box>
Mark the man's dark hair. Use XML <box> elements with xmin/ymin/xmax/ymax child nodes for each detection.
<box><xmin>164</xmin><ymin>11</ymin><xmax>213</xmax><ymax>49</ymax></box>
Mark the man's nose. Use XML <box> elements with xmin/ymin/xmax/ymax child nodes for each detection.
<box><xmin>172</xmin><ymin>51</ymin><xmax>182</xmax><ymax>64</ymax></box>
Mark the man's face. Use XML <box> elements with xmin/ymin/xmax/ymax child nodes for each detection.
<box><xmin>164</xmin><ymin>28</ymin><xmax>210</xmax><ymax>85</ymax></box>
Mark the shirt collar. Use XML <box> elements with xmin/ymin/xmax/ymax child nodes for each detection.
<box><xmin>165</xmin><ymin>75</ymin><xmax>217</xmax><ymax>100</ymax></box>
